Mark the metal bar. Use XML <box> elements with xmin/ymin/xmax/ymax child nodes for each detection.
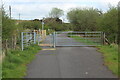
<box><xmin>21</xmin><ymin>32</ymin><xmax>24</xmax><ymax>51</ymax></box>
<box><xmin>74</xmin><ymin>38</ymin><xmax>101</xmax><ymax>39</ymax></box>
<box><xmin>38</xmin><ymin>34</ymin><xmax>41</xmax><ymax>45</ymax></box>
<box><xmin>53</xmin><ymin>32</ymin><xmax>56</xmax><ymax>48</ymax></box>
<box><xmin>70</xmin><ymin>35</ymin><xmax>102</xmax><ymax>37</ymax></box>
<box><xmin>55</xmin><ymin>45</ymin><xmax>101</xmax><ymax>47</ymax></box>
<box><xmin>26</xmin><ymin>32</ymin><xmax>29</xmax><ymax>46</ymax></box>
<box><xmin>34</xmin><ymin>32</ymin><xmax>36</xmax><ymax>44</ymax></box>
<box><xmin>53</xmin><ymin>31</ymin><xmax>103</xmax><ymax>47</ymax></box>
<box><xmin>21</xmin><ymin>32</ymin><xmax>37</xmax><ymax>51</ymax></box>
<box><xmin>22</xmin><ymin>32</ymin><xmax>34</xmax><ymax>33</ymax></box>
<box><xmin>56</xmin><ymin>31</ymin><xmax>102</xmax><ymax>34</ymax></box>
<box><xmin>55</xmin><ymin>32</ymin><xmax>57</xmax><ymax>47</ymax></box>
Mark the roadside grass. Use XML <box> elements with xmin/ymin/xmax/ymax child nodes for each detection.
<box><xmin>2</xmin><ymin>44</ymin><xmax>41</xmax><ymax>78</ymax></box>
<box><xmin>70</xmin><ymin>35</ymin><xmax>119</xmax><ymax>76</ymax></box>
<box><xmin>97</xmin><ymin>45</ymin><xmax>118</xmax><ymax>77</ymax></box>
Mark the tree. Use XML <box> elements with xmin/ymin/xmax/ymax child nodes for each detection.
<box><xmin>2</xmin><ymin>6</ymin><xmax>18</xmax><ymax>50</ymax></box>
<box><xmin>97</xmin><ymin>6</ymin><xmax>118</xmax><ymax>43</ymax></box>
<box><xmin>49</xmin><ymin>8</ymin><xmax>64</xmax><ymax>18</ymax></box>
<box><xmin>19</xmin><ymin>20</ymin><xmax>41</xmax><ymax>30</ymax></box>
<box><xmin>67</xmin><ymin>6</ymin><xmax>118</xmax><ymax>44</ymax></box>
<box><xmin>67</xmin><ymin>8</ymin><xmax>101</xmax><ymax>31</ymax></box>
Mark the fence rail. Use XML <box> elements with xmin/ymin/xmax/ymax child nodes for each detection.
<box><xmin>21</xmin><ymin>32</ymin><xmax>37</xmax><ymax>51</ymax></box>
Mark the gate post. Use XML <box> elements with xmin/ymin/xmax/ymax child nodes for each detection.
<box><xmin>103</xmin><ymin>32</ymin><xmax>105</xmax><ymax>45</ymax></box>
<box><xmin>101</xmin><ymin>32</ymin><xmax>105</xmax><ymax>45</ymax></box>
<box><xmin>53</xmin><ymin>32</ymin><xmax>56</xmax><ymax>48</ymax></box>
<box><xmin>34</xmin><ymin>32</ymin><xmax>36</xmax><ymax>44</ymax></box>
<box><xmin>21</xmin><ymin>32</ymin><xmax>24</xmax><ymax>51</ymax></box>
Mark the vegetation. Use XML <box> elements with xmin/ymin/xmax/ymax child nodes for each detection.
<box><xmin>67</xmin><ymin>6</ymin><xmax>118</xmax><ymax>44</ymax></box>
<box><xmin>2</xmin><ymin>6</ymin><xmax>42</xmax><ymax>53</ymax></box>
<box><xmin>67</xmin><ymin>8</ymin><xmax>101</xmax><ymax>31</ymax></box>
<box><xmin>2</xmin><ymin>8</ymin><xmax>18</xmax><ymax>51</ymax></box>
<box><xmin>49</xmin><ymin>8</ymin><xmax>64</xmax><ymax>18</ymax></box>
<box><xmin>2</xmin><ymin>44</ymin><xmax>41</xmax><ymax>78</ymax></box>
<box><xmin>44</xmin><ymin>6</ymin><xmax>118</xmax><ymax>44</ymax></box>
<box><xmin>19</xmin><ymin>20</ymin><xmax>42</xmax><ymax>30</ymax></box>
<box><xmin>97</xmin><ymin>44</ymin><xmax>118</xmax><ymax>77</ymax></box>
<box><xmin>1</xmin><ymin>3</ymin><xmax>118</xmax><ymax>78</ymax></box>
<box><xmin>97</xmin><ymin>7</ymin><xmax>118</xmax><ymax>44</ymax></box>
<box><xmin>2</xmin><ymin>6</ymin><xmax>42</xmax><ymax>78</ymax></box>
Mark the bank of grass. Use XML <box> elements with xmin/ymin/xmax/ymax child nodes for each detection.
<box><xmin>2</xmin><ymin>44</ymin><xmax>41</xmax><ymax>78</ymax></box>
<box><xmin>97</xmin><ymin>44</ymin><xmax>118</xmax><ymax>77</ymax></box>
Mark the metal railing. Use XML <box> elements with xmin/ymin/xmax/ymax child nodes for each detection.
<box><xmin>21</xmin><ymin>32</ymin><xmax>37</xmax><ymax>51</ymax></box>
<box><xmin>53</xmin><ymin>31</ymin><xmax>104</xmax><ymax>47</ymax></box>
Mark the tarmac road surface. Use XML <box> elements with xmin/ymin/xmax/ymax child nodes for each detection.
<box><xmin>25</xmin><ymin>48</ymin><xmax>117</xmax><ymax>78</ymax></box>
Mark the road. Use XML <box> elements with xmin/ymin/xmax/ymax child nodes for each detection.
<box><xmin>25</xmin><ymin>33</ymin><xmax>117</xmax><ymax>78</ymax></box>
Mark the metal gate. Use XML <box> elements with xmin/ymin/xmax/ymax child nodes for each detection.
<box><xmin>39</xmin><ymin>33</ymin><xmax>55</xmax><ymax>48</ymax></box>
<box><xmin>21</xmin><ymin>31</ymin><xmax>55</xmax><ymax>50</ymax></box>
<box><xmin>21</xmin><ymin>32</ymin><xmax>41</xmax><ymax>51</ymax></box>
<box><xmin>53</xmin><ymin>31</ymin><xmax>104</xmax><ymax>47</ymax></box>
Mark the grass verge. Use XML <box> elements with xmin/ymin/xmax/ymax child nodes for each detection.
<box><xmin>97</xmin><ymin>44</ymin><xmax>119</xmax><ymax>77</ymax></box>
<box><xmin>2</xmin><ymin>44</ymin><xmax>41</xmax><ymax>78</ymax></box>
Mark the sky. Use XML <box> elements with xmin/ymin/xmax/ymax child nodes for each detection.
<box><xmin>2</xmin><ymin>0</ymin><xmax>119</xmax><ymax>22</ymax></box>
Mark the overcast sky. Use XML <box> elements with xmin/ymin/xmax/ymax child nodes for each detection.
<box><xmin>3</xmin><ymin>0</ymin><xmax>119</xmax><ymax>22</ymax></box>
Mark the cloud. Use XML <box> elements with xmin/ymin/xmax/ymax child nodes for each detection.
<box><xmin>4</xmin><ymin>0</ymin><xmax>119</xmax><ymax>4</ymax></box>
<box><xmin>3</xmin><ymin>0</ymin><xmax>119</xmax><ymax>21</ymax></box>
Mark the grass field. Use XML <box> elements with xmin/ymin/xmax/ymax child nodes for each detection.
<box><xmin>2</xmin><ymin>44</ymin><xmax>41</xmax><ymax>78</ymax></box>
<box><xmin>70</xmin><ymin>35</ymin><xmax>119</xmax><ymax>77</ymax></box>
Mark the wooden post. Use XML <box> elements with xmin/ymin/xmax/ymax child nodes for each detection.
<box><xmin>5</xmin><ymin>39</ymin><xmax>8</xmax><ymax>55</ymax></box>
<box><xmin>102</xmin><ymin>32</ymin><xmax>105</xmax><ymax>45</ymax></box>
<box><xmin>12</xmin><ymin>36</ymin><xmax>13</xmax><ymax>48</ymax></box>
<box><xmin>14</xmin><ymin>34</ymin><xmax>17</xmax><ymax>50</ymax></box>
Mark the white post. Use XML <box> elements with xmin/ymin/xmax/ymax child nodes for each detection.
<box><xmin>53</xmin><ymin>32</ymin><xmax>56</xmax><ymax>48</ymax></box>
<box><xmin>42</xmin><ymin>20</ymin><xmax>44</xmax><ymax>40</ymax></box>
<box><xmin>34</xmin><ymin>32</ymin><xmax>36</xmax><ymax>44</ymax></box>
<box><xmin>21</xmin><ymin>32</ymin><xmax>24</xmax><ymax>51</ymax></box>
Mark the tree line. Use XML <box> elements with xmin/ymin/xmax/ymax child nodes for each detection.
<box><xmin>41</xmin><ymin>7</ymin><xmax>118</xmax><ymax>44</ymax></box>
<box><xmin>2</xmin><ymin>6</ymin><xmax>43</xmax><ymax>54</ymax></box>
<box><xmin>67</xmin><ymin>6</ymin><xmax>118</xmax><ymax>44</ymax></box>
